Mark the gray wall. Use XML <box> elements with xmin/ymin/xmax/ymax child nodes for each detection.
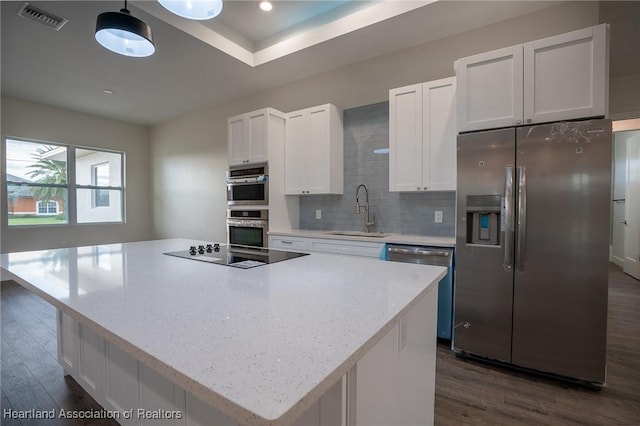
<box><xmin>299</xmin><ymin>102</ymin><xmax>455</xmax><ymax>236</ymax></box>
<box><xmin>151</xmin><ymin>1</ymin><xmax>601</xmax><ymax>243</ymax></box>
<box><xmin>1</xmin><ymin>97</ymin><xmax>153</xmax><ymax>253</ymax></box>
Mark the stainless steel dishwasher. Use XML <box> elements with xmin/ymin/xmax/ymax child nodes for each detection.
<box><xmin>386</xmin><ymin>244</ymin><xmax>454</xmax><ymax>340</ymax></box>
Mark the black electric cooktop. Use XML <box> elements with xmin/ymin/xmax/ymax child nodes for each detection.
<box><xmin>164</xmin><ymin>244</ymin><xmax>309</xmax><ymax>269</ymax></box>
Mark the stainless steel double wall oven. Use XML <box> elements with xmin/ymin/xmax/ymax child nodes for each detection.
<box><xmin>226</xmin><ymin>163</ymin><xmax>269</xmax><ymax>247</ymax></box>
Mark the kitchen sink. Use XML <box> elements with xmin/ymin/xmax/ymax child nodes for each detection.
<box><xmin>324</xmin><ymin>231</ymin><xmax>387</xmax><ymax>238</ymax></box>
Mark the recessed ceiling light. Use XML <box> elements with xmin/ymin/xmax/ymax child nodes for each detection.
<box><xmin>259</xmin><ymin>1</ymin><xmax>272</xmax><ymax>12</ymax></box>
<box><xmin>103</xmin><ymin>89</ymin><xmax>114</xmax><ymax>94</ymax></box>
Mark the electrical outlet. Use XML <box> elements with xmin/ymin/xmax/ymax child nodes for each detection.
<box><xmin>398</xmin><ymin>317</ymin><xmax>408</xmax><ymax>352</ymax></box>
<box><xmin>315</xmin><ymin>209</ymin><xmax>322</xmax><ymax>220</ymax></box>
<box><xmin>435</xmin><ymin>211</ymin><xmax>443</xmax><ymax>223</ymax></box>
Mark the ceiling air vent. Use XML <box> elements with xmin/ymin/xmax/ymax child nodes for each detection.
<box><xmin>17</xmin><ymin>2</ymin><xmax>68</xmax><ymax>31</ymax></box>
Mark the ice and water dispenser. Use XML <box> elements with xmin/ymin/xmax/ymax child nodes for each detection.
<box><xmin>466</xmin><ymin>195</ymin><xmax>501</xmax><ymax>245</ymax></box>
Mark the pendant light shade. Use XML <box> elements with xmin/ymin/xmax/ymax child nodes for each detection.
<box><xmin>95</xmin><ymin>6</ymin><xmax>155</xmax><ymax>58</ymax></box>
<box><xmin>158</xmin><ymin>0</ymin><xmax>223</xmax><ymax>20</ymax></box>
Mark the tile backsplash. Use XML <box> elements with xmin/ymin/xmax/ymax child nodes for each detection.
<box><xmin>299</xmin><ymin>101</ymin><xmax>455</xmax><ymax>237</ymax></box>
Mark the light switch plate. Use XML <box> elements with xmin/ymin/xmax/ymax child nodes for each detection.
<box><xmin>316</xmin><ymin>209</ymin><xmax>322</xmax><ymax>220</ymax></box>
<box><xmin>435</xmin><ymin>211</ymin><xmax>443</xmax><ymax>223</ymax></box>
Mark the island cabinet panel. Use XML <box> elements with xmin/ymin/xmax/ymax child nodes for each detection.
<box><xmin>355</xmin><ymin>285</ymin><xmax>437</xmax><ymax>426</ymax></box>
<box><xmin>56</xmin><ymin>310</ymin><xmax>78</xmax><ymax>376</ymax></box>
<box><xmin>139</xmin><ymin>364</ymin><xmax>186</xmax><ymax>426</ymax></box>
<box><xmin>78</xmin><ymin>323</ymin><xmax>105</xmax><ymax>403</ymax></box>
<box><xmin>185</xmin><ymin>393</ymin><xmax>236</xmax><ymax>426</ymax></box>
<box><xmin>104</xmin><ymin>342</ymin><xmax>141</xmax><ymax>426</ymax></box>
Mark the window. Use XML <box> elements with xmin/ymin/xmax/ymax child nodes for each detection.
<box><xmin>36</xmin><ymin>200</ymin><xmax>59</xmax><ymax>215</ymax></box>
<box><xmin>93</xmin><ymin>163</ymin><xmax>110</xmax><ymax>207</ymax></box>
<box><xmin>5</xmin><ymin>139</ymin><xmax>68</xmax><ymax>226</ymax></box>
<box><xmin>4</xmin><ymin>138</ymin><xmax>125</xmax><ymax>226</ymax></box>
<box><xmin>76</xmin><ymin>148</ymin><xmax>123</xmax><ymax>223</ymax></box>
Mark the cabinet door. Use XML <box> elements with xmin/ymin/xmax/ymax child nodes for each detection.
<box><xmin>524</xmin><ymin>24</ymin><xmax>608</xmax><ymax>124</ymax></box>
<box><xmin>424</xmin><ymin>77</ymin><xmax>456</xmax><ymax>191</ymax></box>
<box><xmin>57</xmin><ymin>310</ymin><xmax>78</xmax><ymax>375</ymax></box>
<box><xmin>78</xmin><ymin>323</ymin><xmax>105</xmax><ymax>403</ymax></box>
<box><xmin>186</xmin><ymin>392</ymin><xmax>236</xmax><ymax>426</ymax></box>
<box><xmin>268</xmin><ymin>235</ymin><xmax>309</xmax><ymax>252</ymax></box>
<box><xmin>456</xmin><ymin>45</ymin><xmax>523</xmax><ymax>132</ymax></box>
<box><xmin>247</xmin><ymin>109</ymin><xmax>269</xmax><ymax>164</ymax></box>
<box><xmin>228</xmin><ymin>114</ymin><xmax>247</xmax><ymax>166</ymax></box>
<box><xmin>139</xmin><ymin>364</ymin><xmax>185</xmax><ymax>426</ymax></box>
<box><xmin>389</xmin><ymin>84</ymin><xmax>423</xmax><ymax>192</ymax></box>
<box><xmin>306</xmin><ymin>105</ymin><xmax>331</xmax><ymax>194</ymax></box>
<box><xmin>104</xmin><ymin>342</ymin><xmax>140</xmax><ymax>425</ymax></box>
<box><xmin>285</xmin><ymin>110</ymin><xmax>307</xmax><ymax>195</ymax></box>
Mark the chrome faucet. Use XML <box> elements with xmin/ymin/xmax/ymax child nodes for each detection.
<box><xmin>355</xmin><ymin>184</ymin><xmax>375</xmax><ymax>233</ymax></box>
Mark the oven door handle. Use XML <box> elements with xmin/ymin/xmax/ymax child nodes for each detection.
<box><xmin>226</xmin><ymin>219</ymin><xmax>268</xmax><ymax>228</ymax></box>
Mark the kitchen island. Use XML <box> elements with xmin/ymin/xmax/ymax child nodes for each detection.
<box><xmin>0</xmin><ymin>239</ymin><xmax>446</xmax><ymax>426</ymax></box>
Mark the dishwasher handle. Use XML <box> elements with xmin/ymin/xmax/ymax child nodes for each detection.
<box><xmin>387</xmin><ymin>247</ymin><xmax>451</xmax><ymax>257</ymax></box>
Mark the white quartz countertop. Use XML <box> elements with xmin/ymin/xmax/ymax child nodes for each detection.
<box><xmin>0</xmin><ymin>239</ymin><xmax>446</xmax><ymax>426</ymax></box>
<box><xmin>269</xmin><ymin>230</ymin><xmax>456</xmax><ymax>247</ymax></box>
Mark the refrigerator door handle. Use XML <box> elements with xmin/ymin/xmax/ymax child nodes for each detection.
<box><xmin>503</xmin><ymin>166</ymin><xmax>514</xmax><ymax>271</ymax></box>
<box><xmin>516</xmin><ymin>166</ymin><xmax>527</xmax><ymax>271</ymax></box>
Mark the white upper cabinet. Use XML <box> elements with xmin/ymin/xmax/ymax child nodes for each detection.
<box><xmin>389</xmin><ymin>83</ymin><xmax>423</xmax><ymax>192</ymax></box>
<box><xmin>423</xmin><ymin>78</ymin><xmax>457</xmax><ymax>191</ymax></box>
<box><xmin>389</xmin><ymin>77</ymin><xmax>457</xmax><ymax>192</ymax></box>
<box><xmin>285</xmin><ymin>104</ymin><xmax>343</xmax><ymax>195</ymax></box>
<box><xmin>456</xmin><ymin>24</ymin><xmax>608</xmax><ymax>133</ymax></box>
<box><xmin>455</xmin><ymin>45</ymin><xmax>524</xmax><ymax>133</ymax></box>
<box><xmin>228</xmin><ymin>108</ymin><xmax>278</xmax><ymax>166</ymax></box>
<box><xmin>523</xmin><ymin>24</ymin><xmax>608</xmax><ymax>125</ymax></box>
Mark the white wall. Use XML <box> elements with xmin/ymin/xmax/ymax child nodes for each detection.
<box><xmin>151</xmin><ymin>1</ymin><xmax>601</xmax><ymax>242</ymax></box>
<box><xmin>610</xmin><ymin>73</ymin><xmax>640</xmax><ymax>119</ymax></box>
<box><xmin>1</xmin><ymin>96</ymin><xmax>153</xmax><ymax>253</ymax></box>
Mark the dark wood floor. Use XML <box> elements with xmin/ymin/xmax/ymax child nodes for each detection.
<box><xmin>1</xmin><ymin>264</ymin><xmax>639</xmax><ymax>425</ymax></box>
<box><xmin>434</xmin><ymin>263</ymin><xmax>640</xmax><ymax>426</ymax></box>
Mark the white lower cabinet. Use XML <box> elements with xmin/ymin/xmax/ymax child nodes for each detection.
<box><xmin>269</xmin><ymin>234</ymin><xmax>384</xmax><ymax>258</ymax></box>
<box><xmin>355</xmin><ymin>283</ymin><xmax>437</xmax><ymax>426</ymax></box>
<box><xmin>268</xmin><ymin>235</ymin><xmax>310</xmax><ymax>252</ymax></box>
<box><xmin>78</xmin><ymin>323</ymin><xmax>105</xmax><ymax>403</ymax></box>
<box><xmin>308</xmin><ymin>239</ymin><xmax>383</xmax><ymax>258</ymax></box>
<box><xmin>139</xmin><ymin>365</ymin><xmax>185</xmax><ymax>426</ymax></box>
<box><xmin>56</xmin><ymin>282</ymin><xmax>436</xmax><ymax>426</ymax></box>
<box><xmin>104</xmin><ymin>342</ymin><xmax>141</xmax><ymax>425</ymax></box>
<box><xmin>57</xmin><ymin>310</ymin><xmax>78</xmax><ymax>376</ymax></box>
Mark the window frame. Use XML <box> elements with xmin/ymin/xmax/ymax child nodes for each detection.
<box><xmin>3</xmin><ymin>137</ymin><xmax>126</xmax><ymax>227</ymax></box>
<box><xmin>91</xmin><ymin>162</ymin><xmax>111</xmax><ymax>208</ymax></box>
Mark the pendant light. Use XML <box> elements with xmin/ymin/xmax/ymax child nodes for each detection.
<box><xmin>158</xmin><ymin>0</ymin><xmax>223</xmax><ymax>20</ymax></box>
<box><xmin>95</xmin><ymin>0</ymin><xmax>155</xmax><ymax>58</ymax></box>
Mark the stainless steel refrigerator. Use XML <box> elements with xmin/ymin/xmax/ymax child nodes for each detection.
<box><xmin>454</xmin><ymin>119</ymin><xmax>611</xmax><ymax>385</ymax></box>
